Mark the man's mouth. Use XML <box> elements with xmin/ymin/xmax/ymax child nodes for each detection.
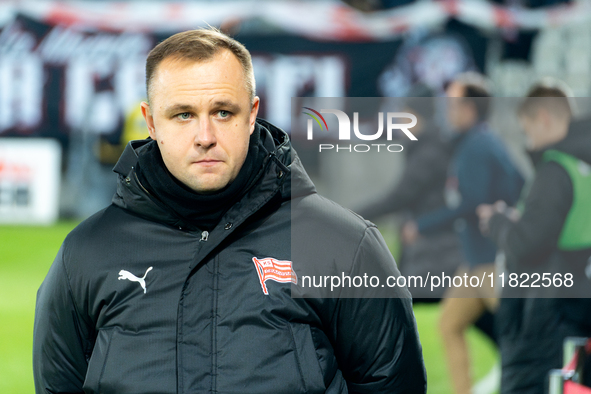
<box><xmin>194</xmin><ymin>159</ymin><xmax>222</xmax><ymax>167</ymax></box>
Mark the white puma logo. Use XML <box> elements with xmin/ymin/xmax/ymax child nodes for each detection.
<box><xmin>118</xmin><ymin>267</ymin><xmax>153</xmax><ymax>294</ymax></box>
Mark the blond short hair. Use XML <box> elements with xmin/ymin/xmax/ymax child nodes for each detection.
<box><xmin>145</xmin><ymin>28</ymin><xmax>255</xmax><ymax>104</ymax></box>
<box><xmin>518</xmin><ymin>78</ymin><xmax>573</xmax><ymax>119</ymax></box>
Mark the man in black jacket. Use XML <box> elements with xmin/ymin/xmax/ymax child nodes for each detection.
<box><xmin>33</xmin><ymin>28</ymin><xmax>426</xmax><ymax>393</ymax></box>
<box><xmin>478</xmin><ymin>82</ymin><xmax>591</xmax><ymax>394</ymax></box>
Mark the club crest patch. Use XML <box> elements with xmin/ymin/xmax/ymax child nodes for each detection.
<box><xmin>252</xmin><ymin>257</ymin><xmax>297</xmax><ymax>295</ymax></box>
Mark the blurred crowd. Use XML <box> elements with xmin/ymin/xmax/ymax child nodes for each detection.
<box><xmin>357</xmin><ymin>73</ymin><xmax>591</xmax><ymax>394</ymax></box>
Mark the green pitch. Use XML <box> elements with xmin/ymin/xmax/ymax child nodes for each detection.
<box><xmin>0</xmin><ymin>222</ymin><xmax>497</xmax><ymax>393</ymax></box>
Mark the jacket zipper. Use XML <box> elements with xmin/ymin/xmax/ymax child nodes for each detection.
<box><xmin>211</xmin><ymin>255</ymin><xmax>219</xmax><ymax>392</ymax></box>
<box><xmin>200</xmin><ymin>231</ymin><xmax>209</xmax><ymax>242</ymax></box>
<box><xmin>133</xmin><ymin>170</ymin><xmax>153</xmax><ymax>197</ymax></box>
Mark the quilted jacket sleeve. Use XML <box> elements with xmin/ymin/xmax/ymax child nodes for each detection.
<box><xmin>33</xmin><ymin>244</ymin><xmax>91</xmax><ymax>394</ymax></box>
<box><xmin>330</xmin><ymin>226</ymin><xmax>427</xmax><ymax>393</ymax></box>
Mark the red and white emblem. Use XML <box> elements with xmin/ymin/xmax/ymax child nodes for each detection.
<box><xmin>252</xmin><ymin>257</ymin><xmax>297</xmax><ymax>295</ymax></box>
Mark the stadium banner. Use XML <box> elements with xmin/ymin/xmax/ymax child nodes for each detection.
<box><xmin>0</xmin><ymin>138</ymin><xmax>61</xmax><ymax>225</ymax></box>
<box><xmin>0</xmin><ymin>13</ymin><xmax>482</xmax><ymax>148</ymax></box>
<box><xmin>0</xmin><ymin>1</ymin><xmax>589</xmax><ymax>39</ymax></box>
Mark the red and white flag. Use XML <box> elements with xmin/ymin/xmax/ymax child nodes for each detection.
<box><xmin>252</xmin><ymin>257</ymin><xmax>297</xmax><ymax>295</ymax></box>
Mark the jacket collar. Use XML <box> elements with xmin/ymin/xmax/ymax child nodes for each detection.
<box><xmin>527</xmin><ymin>117</ymin><xmax>591</xmax><ymax>166</ymax></box>
<box><xmin>111</xmin><ymin>118</ymin><xmax>316</xmax><ymax>231</ymax></box>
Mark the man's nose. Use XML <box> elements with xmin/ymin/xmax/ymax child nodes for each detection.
<box><xmin>194</xmin><ymin>118</ymin><xmax>216</xmax><ymax>148</ymax></box>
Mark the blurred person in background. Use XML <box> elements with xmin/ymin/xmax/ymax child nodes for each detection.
<box><xmin>357</xmin><ymin>85</ymin><xmax>464</xmax><ymax>301</ymax></box>
<box><xmin>359</xmin><ymin>84</ymin><xmax>500</xmax><ymax>350</ymax></box>
<box><xmin>95</xmin><ymin>104</ymin><xmax>150</xmax><ymax>167</ymax></box>
<box><xmin>357</xmin><ymin>85</ymin><xmax>498</xmax><ymax>358</ymax></box>
<box><xmin>64</xmin><ymin>99</ymin><xmax>148</xmax><ymax>219</ymax></box>
<box><xmin>478</xmin><ymin>81</ymin><xmax>591</xmax><ymax>394</ymax></box>
<box><xmin>33</xmin><ymin>28</ymin><xmax>426</xmax><ymax>394</ymax></box>
<box><xmin>405</xmin><ymin>72</ymin><xmax>525</xmax><ymax>394</ymax></box>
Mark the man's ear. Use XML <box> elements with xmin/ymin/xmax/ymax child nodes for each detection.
<box><xmin>141</xmin><ymin>102</ymin><xmax>156</xmax><ymax>139</ymax></box>
<box><xmin>249</xmin><ymin>97</ymin><xmax>260</xmax><ymax>135</ymax></box>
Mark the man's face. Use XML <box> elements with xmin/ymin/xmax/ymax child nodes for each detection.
<box><xmin>445</xmin><ymin>82</ymin><xmax>476</xmax><ymax>132</ymax></box>
<box><xmin>519</xmin><ymin>111</ymin><xmax>546</xmax><ymax>151</ymax></box>
<box><xmin>141</xmin><ymin>50</ymin><xmax>259</xmax><ymax>194</ymax></box>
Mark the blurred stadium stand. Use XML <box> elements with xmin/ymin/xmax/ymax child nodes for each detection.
<box><xmin>1</xmin><ymin>0</ymin><xmax>590</xmax><ymax>221</ymax></box>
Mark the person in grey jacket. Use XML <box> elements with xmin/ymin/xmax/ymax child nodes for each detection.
<box><xmin>33</xmin><ymin>28</ymin><xmax>426</xmax><ymax>394</ymax></box>
<box><xmin>405</xmin><ymin>74</ymin><xmax>523</xmax><ymax>394</ymax></box>
<box><xmin>356</xmin><ymin>89</ymin><xmax>463</xmax><ymax>301</ymax></box>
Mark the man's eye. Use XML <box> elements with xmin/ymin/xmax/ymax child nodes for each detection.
<box><xmin>177</xmin><ymin>113</ymin><xmax>191</xmax><ymax>120</ymax></box>
<box><xmin>219</xmin><ymin>110</ymin><xmax>230</xmax><ymax>118</ymax></box>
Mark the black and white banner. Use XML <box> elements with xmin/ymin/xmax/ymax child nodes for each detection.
<box><xmin>0</xmin><ymin>13</ymin><xmax>484</xmax><ymax>146</ymax></box>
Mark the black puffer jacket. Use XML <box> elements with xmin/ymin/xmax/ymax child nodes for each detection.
<box><xmin>33</xmin><ymin>119</ymin><xmax>426</xmax><ymax>394</ymax></box>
